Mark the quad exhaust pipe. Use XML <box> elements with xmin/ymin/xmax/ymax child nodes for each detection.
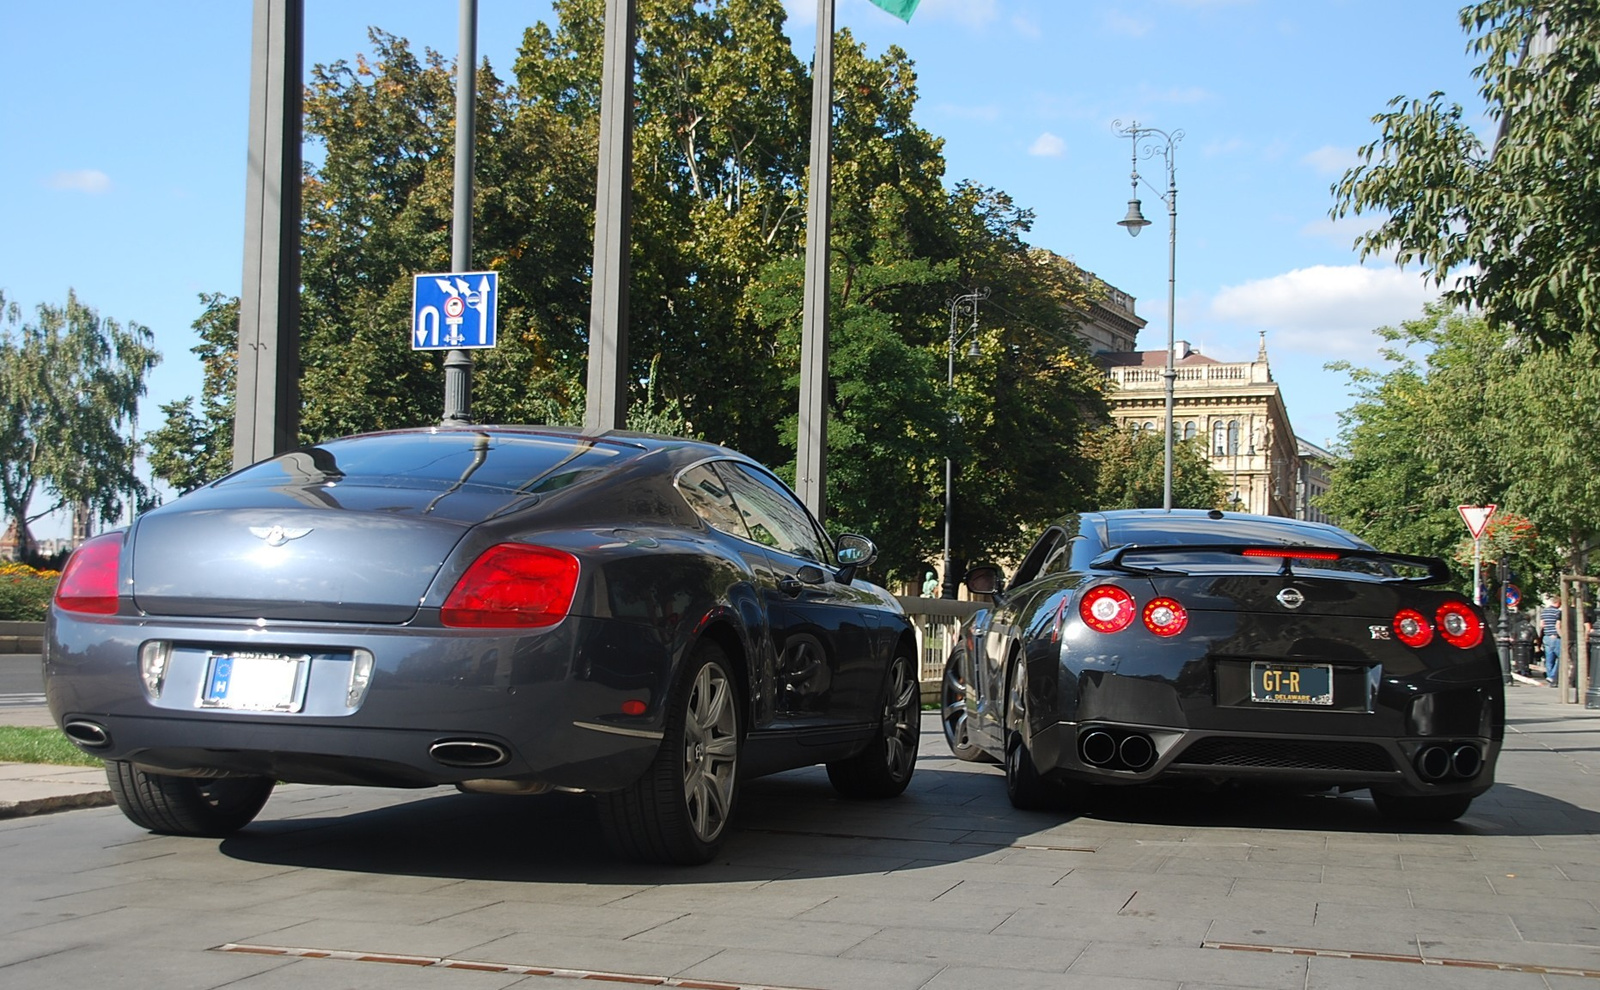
<box><xmin>1078</xmin><ymin>728</ymin><xmax>1156</xmax><ymax>772</ymax></box>
<box><xmin>1414</xmin><ymin>743</ymin><xmax>1483</xmax><ymax>781</ymax></box>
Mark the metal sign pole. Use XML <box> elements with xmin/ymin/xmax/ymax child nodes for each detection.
<box><xmin>442</xmin><ymin>0</ymin><xmax>477</xmax><ymax>424</ymax></box>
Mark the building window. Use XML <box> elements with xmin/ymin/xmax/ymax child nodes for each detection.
<box><xmin>1212</xmin><ymin>420</ymin><xmax>1227</xmax><ymax>456</ymax></box>
<box><xmin>1183</xmin><ymin>421</ymin><xmax>1196</xmax><ymax>441</ymax></box>
<box><xmin>1227</xmin><ymin>419</ymin><xmax>1240</xmax><ymax>455</ymax></box>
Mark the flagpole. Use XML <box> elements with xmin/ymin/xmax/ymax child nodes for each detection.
<box><xmin>796</xmin><ymin>0</ymin><xmax>834</xmax><ymax>522</ymax></box>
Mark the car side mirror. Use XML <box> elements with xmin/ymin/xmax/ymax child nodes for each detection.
<box><xmin>964</xmin><ymin>564</ymin><xmax>1005</xmax><ymax>599</ymax></box>
<box><xmin>834</xmin><ymin>533</ymin><xmax>877</xmax><ymax>584</ymax></box>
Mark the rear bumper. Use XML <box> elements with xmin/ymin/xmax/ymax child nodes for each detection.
<box><xmin>45</xmin><ymin>611</ymin><xmax>672</xmax><ymax>790</ymax></box>
<box><xmin>1029</xmin><ymin>719</ymin><xmax>1500</xmax><ymax>798</ymax></box>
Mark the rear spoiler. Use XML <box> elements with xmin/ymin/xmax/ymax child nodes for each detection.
<box><xmin>1090</xmin><ymin>543</ymin><xmax>1452</xmax><ymax>585</ymax></box>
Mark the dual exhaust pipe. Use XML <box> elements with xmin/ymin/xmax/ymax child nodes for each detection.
<box><xmin>1414</xmin><ymin>743</ymin><xmax>1483</xmax><ymax>782</ymax></box>
<box><xmin>1079</xmin><ymin>728</ymin><xmax>1156</xmax><ymax>773</ymax></box>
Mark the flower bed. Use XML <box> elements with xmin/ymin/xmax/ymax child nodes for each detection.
<box><xmin>0</xmin><ymin>562</ymin><xmax>59</xmax><ymax>622</ymax></box>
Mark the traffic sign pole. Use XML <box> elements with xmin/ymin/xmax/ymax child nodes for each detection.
<box><xmin>1458</xmin><ymin>505</ymin><xmax>1497</xmax><ymax>607</ymax></box>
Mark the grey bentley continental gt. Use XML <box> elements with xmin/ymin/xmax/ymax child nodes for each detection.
<box><xmin>46</xmin><ymin>426</ymin><xmax>920</xmax><ymax>863</ymax></box>
<box><xmin>941</xmin><ymin>509</ymin><xmax>1504</xmax><ymax>822</ymax></box>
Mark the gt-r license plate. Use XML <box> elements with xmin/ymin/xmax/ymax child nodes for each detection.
<box><xmin>1250</xmin><ymin>662</ymin><xmax>1333</xmax><ymax>706</ymax></box>
<box><xmin>201</xmin><ymin>652</ymin><xmax>310</xmax><ymax>712</ymax></box>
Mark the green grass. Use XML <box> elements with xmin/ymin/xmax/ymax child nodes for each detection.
<box><xmin>0</xmin><ymin>726</ymin><xmax>102</xmax><ymax>767</ymax></box>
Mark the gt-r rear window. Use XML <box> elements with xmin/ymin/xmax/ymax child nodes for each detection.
<box><xmin>215</xmin><ymin>432</ymin><xmax>628</xmax><ymax>493</ymax></box>
<box><xmin>1105</xmin><ymin>514</ymin><xmax>1374</xmax><ymax>551</ymax></box>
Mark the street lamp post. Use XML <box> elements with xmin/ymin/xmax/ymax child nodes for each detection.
<box><xmin>1114</xmin><ymin>120</ymin><xmax>1182</xmax><ymax>512</ymax></box>
<box><xmin>942</xmin><ymin>288</ymin><xmax>988</xmax><ymax>598</ymax></box>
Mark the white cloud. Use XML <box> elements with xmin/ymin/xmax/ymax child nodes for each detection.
<box><xmin>1103</xmin><ymin>10</ymin><xmax>1154</xmax><ymax>36</ymax></box>
<box><xmin>1208</xmin><ymin>265</ymin><xmax>1440</xmax><ymax>357</ymax></box>
<box><xmin>1302</xmin><ymin>144</ymin><xmax>1357</xmax><ymax>176</ymax></box>
<box><xmin>1029</xmin><ymin>132</ymin><xmax>1066</xmax><ymax>157</ymax></box>
<box><xmin>1010</xmin><ymin>13</ymin><xmax>1042</xmax><ymax>38</ymax></box>
<box><xmin>47</xmin><ymin>169</ymin><xmax>111</xmax><ymax>194</ymax></box>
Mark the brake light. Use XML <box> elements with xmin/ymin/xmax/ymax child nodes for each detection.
<box><xmin>441</xmin><ymin>544</ymin><xmax>580</xmax><ymax>628</ymax></box>
<box><xmin>1080</xmin><ymin>585</ymin><xmax>1136</xmax><ymax>633</ymax></box>
<box><xmin>1241</xmin><ymin>548</ymin><xmax>1341</xmax><ymax>561</ymax></box>
<box><xmin>1393</xmin><ymin>608</ymin><xmax>1433</xmax><ymax>648</ymax></box>
<box><xmin>54</xmin><ymin>533</ymin><xmax>124</xmax><ymax>615</ymax></box>
<box><xmin>1142</xmin><ymin>597</ymin><xmax>1189</xmax><ymax>637</ymax></box>
<box><xmin>1435</xmin><ymin>601</ymin><xmax>1484</xmax><ymax>649</ymax></box>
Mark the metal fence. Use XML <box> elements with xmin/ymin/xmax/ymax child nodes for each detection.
<box><xmin>895</xmin><ymin>596</ymin><xmax>982</xmax><ymax>705</ymax></box>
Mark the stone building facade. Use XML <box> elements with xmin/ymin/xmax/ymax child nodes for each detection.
<box><xmin>1078</xmin><ymin>280</ymin><xmax>1333</xmax><ymax>520</ymax></box>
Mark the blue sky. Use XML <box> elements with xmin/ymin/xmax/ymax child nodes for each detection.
<box><xmin>2</xmin><ymin>1</ymin><xmax>1488</xmax><ymax>533</ymax></box>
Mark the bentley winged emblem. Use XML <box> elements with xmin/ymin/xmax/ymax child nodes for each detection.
<box><xmin>250</xmin><ymin>525</ymin><xmax>313</xmax><ymax>547</ymax></box>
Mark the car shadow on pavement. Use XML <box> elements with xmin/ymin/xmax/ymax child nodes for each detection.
<box><xmin>1027</xmin><ymin>779</ymin><xmax>1600</xmax><ymax>837</ymax></box>
<box><xmin>214</xmin><ymin>764</ymin><xmax>1045</xmax><ymax>884</ymax></box>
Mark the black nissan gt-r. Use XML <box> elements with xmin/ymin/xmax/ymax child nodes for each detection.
<box><xmin>941</xmin><ymin>509</ymin><xmax>1504</xmax><ymax>821</ymax></box>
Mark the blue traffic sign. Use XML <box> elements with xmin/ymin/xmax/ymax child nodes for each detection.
<box><xmin>1505</xmin><ymin>583</ymin><xmax>1521</xmax><ymax>609</ymax></box>
<box><xmin>412</xmin><ymin>271</ymin><xmax>498</xmax><ymax>350</ymax></box>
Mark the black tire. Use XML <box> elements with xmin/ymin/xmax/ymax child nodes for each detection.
<box><xmin>941</xmin><ymin>652</ymin><xmax>995</xmax><ymax>763</ymax></box>
<box><xmin>1370</xmin><ymin>789</ymin><xmax>1474</xmax><ymax>823</ymax></box>
<box><xmin>597</xmin><ymin>641</ymin><xmax>741</xmax><ymax>864</ymax></box>
<box><xmin>1003</xmin><ymin>657</ymin><xmax>1053</xmax><ymax>811</ymax></box>
<box><xmin>104</xmin><ymin>760</ymin><xmax>274</xmax><ymax>837</ymax></box>
<box><xmin>827</xmin><ymin>649</ymin><xmax>921</xmax><ymax>798</ymax></box>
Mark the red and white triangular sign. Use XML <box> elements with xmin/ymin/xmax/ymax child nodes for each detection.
<box><xmin>1458</xmin><ymin>504</ymin><xmax>1496</xmax><ymax>540</ymax></box>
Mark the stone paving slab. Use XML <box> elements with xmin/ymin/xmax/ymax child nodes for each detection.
<box><xmin>0</xmin><ymin>685</ymin><xmax>1598</xmax><ymax>990</ymax></box>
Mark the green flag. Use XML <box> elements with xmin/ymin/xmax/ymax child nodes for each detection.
<box><xmin>866</xmin><ymin>0</ymin><xmax>921</xmax><ymax>23</ymax></box>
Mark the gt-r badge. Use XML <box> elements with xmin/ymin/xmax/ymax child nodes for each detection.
<box><xmin>1275</xmin><ymin>588</ymin><xmax>1306</xmax><ymax>609</ymax></box>
<box><xmin>1369</xmin><ymin>625</ymin><xmax>1392</xmax><ymax>640</ymax></box>
<box><xmin>250</xmin><ymin>525</ymin><xmax>312</xmax><ymax>547</ymax></box>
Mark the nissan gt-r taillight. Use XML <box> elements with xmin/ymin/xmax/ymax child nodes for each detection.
<box><xmin>1393</xmin><ymin>608</ymin><xmax>1433</xmax><ymax>648</ymax></box>
<box><xmin>1080</xmin><ymin>585</ymin><xmax>1136</xmax><ymax>633</ymax></box>
<box><xmin>1142</xmin><ymin>597</ymin><xmax>1188</xmax><ymax>637</ymax></box>
<box><xmin>1435</xmin><ymin>601</ymin><xmax>1484</xmax><ymax>649</ymax></box>
<box><xmin>53</xmin><ymin>532</ymin><xmax>124</xmax><ymax>615</ymax></box>
<box><xmin>441</xmin><ymin>544</ymin><xmax>580</xmax><ymax>628</ymax></box>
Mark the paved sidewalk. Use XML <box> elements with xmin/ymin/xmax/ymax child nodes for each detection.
<box><xmin>2</xmin><ymin>668</ymin><xmax>1599</xmax><ymax>990</ymax></box>
<box><xmin>0</xmin><ymin>760</ymin><xmax>112</xmax><ymax>818</ymax></box>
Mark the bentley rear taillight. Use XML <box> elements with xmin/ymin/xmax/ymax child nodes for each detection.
<box><xmin>1080</xmin><ymin>585</ymin><xmax>1136</xmax><ymax>634</ymax></box>
<box><xmin>1435</xmin><ymin>601</ymin><xmax>1484</xmax><ymax>649</ymax></box>
<box><xmin>1393</xmin><ymin>608</ymin><xmax>1434</xmax><ymax>648</ymax></box>
<box><xmin>54</xmin><ymin>532</ymin><xmax>124</xmax><ymax>615</ymax></box>
<box><xmin>441</xmin><ymin>544</ymin><xmax>580</xmax><ymax>628</ymax></box>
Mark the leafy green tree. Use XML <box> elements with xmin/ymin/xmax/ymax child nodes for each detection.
<box><xmin>166</xmin><ymin>2</ymin><xmax>1111</xmax><ymax>582</ymax></box>
<box><xmin>1317</xmin><ymin>304</ymin><xmax>1599</xmax><ymax>591</ymax></box>
<box><xmin>0</xmin><ymin>290</ymin><xmax>159</xmax><ymax>563</ymax></box>
<box><xmin>1488</xmin><ymin>332</ymin><xmax>1600</xmax><ymax>578</ymax></box>
<box><xmin>1081</xmin><ymin>425</ymin><xmax>1225</xmax><ymax>512</ymax></box>
<box><xmin>1319</xmin><ymin>307</ymin><xmax>1507</xmax><ymax>573</ymax></box>
<box><xmin>1332</xmin><ymin>0</ymin><xmax>1600</xmax><ymax>344</ymax></box>
<box><xmin>146</xmin><ymin>293</ymin><xmax>238</xmax><ymax>492</ymax></box>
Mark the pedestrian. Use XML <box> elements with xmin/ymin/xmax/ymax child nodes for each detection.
<box><xmin>921</xmin><ymin>570</ymin><xmax>938</xmax><ymax>597</ymax></box>
<box><xmin>1539</xmin><ymin>593</ymin><xmax>1562</xmax><ymax>687</ymax></box>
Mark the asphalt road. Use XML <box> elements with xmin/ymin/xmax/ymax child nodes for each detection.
<box><xmin>0</xmin><ymin>652</ymin><xmax>42</xmax><ymax>697</ymax></box>
<box><xmin>3</xmin><ymin>687</ymin><xmax>1600</xmax><ymax>989</ymax></box>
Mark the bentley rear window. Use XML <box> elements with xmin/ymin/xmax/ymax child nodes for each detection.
<box><xmin>216</xmin><ymin>431</ymin><xmax>628</xmax><ymax>493</ymax></box>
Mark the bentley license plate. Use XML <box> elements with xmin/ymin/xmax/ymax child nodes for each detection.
<box><xmin>201</xmin><ymin>652</ymin><xmax>310</xmax><ymax>712</ymax></box>
<box><xmin>1250</xmin><ymin>662</ymin><xmax>1333</xmax><ymax>706</ymax></box>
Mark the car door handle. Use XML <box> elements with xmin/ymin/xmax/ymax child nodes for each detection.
<box><xmin>778</xmin><ymin>576</ymin><xmax>805</xmax><ymax>597</ymax></box>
